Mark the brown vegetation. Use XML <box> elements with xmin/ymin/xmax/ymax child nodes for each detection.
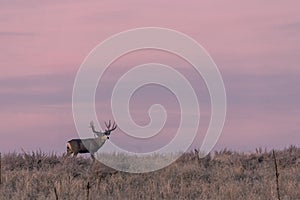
<box><xmin>0</xmin><ymin>146</ymin><xmax>300</xmax><ymax>199</ymax></box>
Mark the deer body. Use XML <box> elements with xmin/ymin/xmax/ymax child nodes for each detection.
<box><xmin>66</xmin><ymin>121</ymin><xmax>117</xmax><ymax>160</ymax></box>
<box><xmin>67</xmin><ymin>137</ymin><xmax>107</xmax><ymax>157</ymax></box>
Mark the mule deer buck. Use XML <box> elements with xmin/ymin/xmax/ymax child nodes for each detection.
<box><xmin>66</xmin><ymin>120</ymin><xmax>117</xmax><ymax>160</ymax></box>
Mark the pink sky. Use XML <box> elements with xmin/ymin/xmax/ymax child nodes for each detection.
<box><xmin>1</xmin><ymin>0</ymin><xmax>300</xmax><ymax>153</ymax></box>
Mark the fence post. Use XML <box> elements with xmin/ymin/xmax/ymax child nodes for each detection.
<box><xmin>0</xmin><ymin>153</ymin><xmax>2</xmax><ymax>187</ymax></box>
<box><xmin>86</xmin><ymin>181</ymin><xmax>90</xmax><ymax>200</ymax></box>
<box><xmin>272</xmin><ymin>150</ymin><xmax>281</xmax><ymax>200</ymax></box>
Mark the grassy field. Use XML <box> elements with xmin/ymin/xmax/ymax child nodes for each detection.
<box><xmin>0</xmin><ymin>146</ymin><xmax>300</xmax><ymax>200</ymax></box>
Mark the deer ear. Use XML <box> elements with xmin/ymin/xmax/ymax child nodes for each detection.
<box><xmin>95</xmin><ymin>132</ymin><xmax>102</xmax><ymax>137</ymax></box>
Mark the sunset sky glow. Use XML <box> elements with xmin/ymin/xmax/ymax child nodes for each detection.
<box><xmin>1</xmin><ymin>1</ymin><xmax>300</xmax><ymax>153</ymax></box>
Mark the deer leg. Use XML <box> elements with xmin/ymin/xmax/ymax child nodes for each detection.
<box><xmin>91</xmin><ymin>153</ymin><xmax>95</xmax><ymax>161</ymax></box>
<box><xmin>66</xmin><ymin>150</ymin><xmax>72</xmax><ymax>157</ymax></box>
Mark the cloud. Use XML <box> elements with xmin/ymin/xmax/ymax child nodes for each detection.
<box><xmin>0</xmin><ymin>72</ymin><xmax>73</xmax><ymax>110</ymax></box>
<box><xmin>276</xmin><ymin>21</ymin><xmax>300</xmax><ymax>31</ymax></box>
<box><xmin>0</xmin><ymin>31</ymin><xmax>35</xmax><ymax>36</ymax></box>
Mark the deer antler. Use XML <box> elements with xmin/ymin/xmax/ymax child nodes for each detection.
<box><xmin>104</xmin><ymin>120</ymin><xmax>110</xmax><ymax>130</ymax></box>
<box><xmin>104</xmin><ymin>120</ymin><xmax>117</xmax><ymax>131</ymax></box>
<box><xmin>111</xmin><ymin>121</ymin><xmax>117</xmax><ymax>131</ymax></box>
<box><xmin>89</xmin><ymin>121</ymin><xmax>101</xmax><ymax>133</ymax></box>
<box><xmin>90</xmin><ymin>121</ymin><xmax>94</xmax><ymax>128</ymax></box>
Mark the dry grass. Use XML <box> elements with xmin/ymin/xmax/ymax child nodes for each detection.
<box><xmin>1</xmin><ymin>146</ymin><xmax>300</xmax><ymax>199</ymax></box>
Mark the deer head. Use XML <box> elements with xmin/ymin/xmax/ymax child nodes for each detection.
<box><xmin>103</xmin><ymin>120</ymin><xmax>117</xmax><ymax>139</ymax></box>
<box><xmin>90</xmin><ymin>120</ymin><xmax>117</xmax><ymax>139</ymax></box>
